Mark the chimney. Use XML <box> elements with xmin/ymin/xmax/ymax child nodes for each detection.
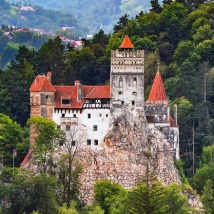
<box><xmin>75</xmin><ymin>80</ymin><xmax>82</xmax><ymax>101</ymax></box>
<box><xmin>47</xmin><ymin>72</ymin><xmax>52</xmax><ymax>82</ymax></box>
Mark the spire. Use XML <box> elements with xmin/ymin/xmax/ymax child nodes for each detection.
<box><xmin>119</xmin><ymin>34</ymin><xmax>134</xmax><ymax>49</ymax></box>
<box><xmin>147</xmin><ymin>70</ymin><xmax>167</xmax><ymax>101</ymax></box>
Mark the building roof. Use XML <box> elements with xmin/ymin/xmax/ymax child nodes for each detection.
<box><xmin>54</xmin><ymin>85</ymin><xmax>110</xmax><ymax>109</ymax></box>
<box><xmin>119</xmin><ymin>34</ymin><xmax>134</xmax><ymax>49</ymax></box>
<box><xmin>29</xmin><ymin>75</ymin><xmax>56</xmax><ymax>92</ymax></box>
<box><xmin>20</xmin><ymin>151</ymin><xmax>31</xmax><ymax>166</ymax></box>
<box><xmin>169</xmin><ymin>116</ymin><xmax>179</xmax><ymax>127</ymax></box>
<box><xmin>147</xmin><ymin>71</ymin><xmax>167</xmax><ymax>101</ymax></box>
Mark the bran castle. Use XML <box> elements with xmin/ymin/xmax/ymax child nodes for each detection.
<box><xmin>21</xmin><ymin>34</ymin><xmax>179</xmax><ymax>166</ymax></box>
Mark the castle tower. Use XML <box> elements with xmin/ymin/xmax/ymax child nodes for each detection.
<box><xmin>110</xmin><ymin>34</ymin><xmax>144</xmax><ymax>126</ymax></box>
<box><xmin>145</xmin><ymin>69</ymin><xmax>179</xmax><ymax>160</ymax></box>
<box><xmin>29</xmin><ymin>73</ymin><xmax>56</xmax><ymax>145</ymax></box>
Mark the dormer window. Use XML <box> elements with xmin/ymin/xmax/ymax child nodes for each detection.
<box><xmin>62</xmin><ymin>99</ymin><xmax>71</xmax><ymax>105</ymax></box>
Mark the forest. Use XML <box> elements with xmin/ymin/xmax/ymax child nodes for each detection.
<box><xmin>0</xmin><ymin>0</ymin><xmax>214</xmax><ymax>213</ymax></box>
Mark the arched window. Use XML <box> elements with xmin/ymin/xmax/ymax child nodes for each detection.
<box><xmin>133</xmin><ymin>77</ymin><xmax>137</xmax><ymax>87</ymax></box>
<box><xmin>119</xmin><ymin>77</ymin><xmax>123</xmax><ymax>88</ymax></box>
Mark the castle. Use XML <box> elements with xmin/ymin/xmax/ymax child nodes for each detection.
<box><xmin>21</xmin><ymin>34</ymin><xmax>179</xmax><ymax>166</ymax></box>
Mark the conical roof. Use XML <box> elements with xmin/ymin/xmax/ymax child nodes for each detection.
<box><xmin>147</xmin><ymin>71</ymin><xmax>167</xmax><ymax>101</ymax></box>
<box><xmin>119</xmin><ymin>34</ymin><xmax>134</xmax><ymax>49</ymax></box>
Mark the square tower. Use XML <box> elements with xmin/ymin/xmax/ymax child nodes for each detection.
<box><xmin>110</xmin><ymin>35</ymin><xmax>144</xmax><ymax>126</ymax></box>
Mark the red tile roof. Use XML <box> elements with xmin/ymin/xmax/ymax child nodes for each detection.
<box><xmin>148</xmin><ymin>71</ymin><xmax>167</xmax><ymax>101</ymax></box>
<box><xmin>54</xmin><ymin>85</ymin><xmax>110</xmax><ymax>109</ymax></box>
<box><xmin>20</xmin><ymin>151</ymin><xmax>31</xmax><ymax>166</ymax></box>
<box><xmin>169</xmin><ymin>116</ymin><xmax>179</xmax><ymax>127</ymax></box>
<box><xmin>119</xmin><ymin>34</ymin><xmax>134</xmax><ymax>49</ymax></box>
<box><xmin>29</xmin><ymin>75</ymin><xmax>56</xmax><ymax>92</ymax></box>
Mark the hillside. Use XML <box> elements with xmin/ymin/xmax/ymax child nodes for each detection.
<box><xmin>0</xmin><ymin>0</ymin><xmax>88</xmax><ymax>36</ymax></box>
<box><xmin>8</xmin><ymin>0</ymin><xmax>152</xmax><ymax>33</ymax></box>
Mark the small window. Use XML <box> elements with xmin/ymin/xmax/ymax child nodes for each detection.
<box><xmin>62</xmin><ymin>99</ymin><xmax>71</xmax><ymax>105</ymax></box>
<box><xmin>106</xmin><ymin>114</ymin><xmax>108</xmax><ymax>117</ymax></box>
<box><xmin>57</xmin><ymin>125</ymin><xmax>61</xmax><ymax>129</ymax></box>
<box><xmin>121</xmin><ymin>101</ymin><xmax>124</xmax><ymax>105</ymax></box>
<box><xmin>66</xmin><ymin>125</ymin><xmax>70</xmax><ymax>131</ymax></box>
<box><xmin>132</xmin><ymin>92</ymin><xmax>137</xmax><ymax>95</ymax></box>
<box><xmin>132</xmin><ymin>101</ymin><xmax>135</xmax><ymax>106</ymax></box>
<box><xmin>72</xmin><ymin>141</ymin><xmax>76</xmax><ymax>146</ymax></box>
<box><xmin>119</xmin><ymin>78</ymin><xmax>123</xmax><ymax>88</ymax></box>
<box><xmin>99</xmin><ymin>114</ymin><xmax>102</xmax><ymax>117</ymax></box>
<box><xmin>87</xmin><ymin>140</ymin><xmax>91</xmax><ymax>145</ymax></box>
<box><xmin>88</xmin><ymin>114</ymin><xmax>91</xmax><ymax>118</ymax></box>
<box><xmin>46</xmin><ymin>95</ymin><xmax>49</xmax><ymax>99</ymax></box>
<box><xmin>62</xmin><ymin>114</ymin><xmax>65</xmax><ymax>118</ymax></box>
<box><xmin>133</xmin><ymin>77</ymin><xmax>137</xmax><ymax>87</ymax></box>
<box><xmin>160</xmin><ymin>127</ymin><xmax>163</xmax><ymax>131</ymax></box>
<box><xmin>94</xmin><ymin>140</ymin><xmax>98</xmax><ymax>145</ymax></box>
<box><xmin>59</xmin><ymin>140</ymin><xmax>64</xmax><ymax>146</ymax></box>
<box><xmin>73</xmin><ymin>114</ymin><xmax>76</xmax><ymax>118</ymax></box>
<box><xmin>118</xmin><ymin>91</ymin><xmax>123</xmax><ymax>95</ymax></box>
<box><xmin>93</xmin><ymin>125</ymin><xmax>97</xmax><ymax>131</ymax></box>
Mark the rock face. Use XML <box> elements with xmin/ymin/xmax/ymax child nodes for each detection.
<box><xmin>77</xmin><ymin>109</ymin><xmax>181</xmax><ymax>204</ymax></box>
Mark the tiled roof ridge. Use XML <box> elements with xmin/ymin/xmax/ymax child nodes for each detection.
<box><xmin>147</xmin><ymin>71</ymin><xmax>167</xmax><ymax>101</ymax></box>
<box><xmin>119</xmin><ymin>34</ymin><xmax>134</xmax><ymax>49</ymax></box>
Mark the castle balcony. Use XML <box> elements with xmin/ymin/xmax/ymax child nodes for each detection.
<box><xmin>60</xmin><ymin>117</ymin><xmax>78</xmax><ymax>124</ymax></box>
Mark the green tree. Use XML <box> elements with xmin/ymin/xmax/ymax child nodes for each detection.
<box><xmin>36</xmin><ymin>37</ymin><xmax>65</xmax><ymax>84</ymax></box>
<box><xmin>113</xmin><ymin>13</ymin><xmax>129</xmax><ymax>33</ymax></box>
<box><xmin>27</xmin><ymin>116</ymin><xmax>65</xmax><ymax>173</ymax></box>
<box><xmin>58</xmin><ymin>201</ymin><xmax>79</xmax><ymax>214</ymax></box>
<box><xmin>164</xmin><ymin>183</ymin><xmax>188</xmax><ymax>214</ymax></box>
<box><xmin>126</xmin><ymin>180</ymin><xmax>166</xmax><ymax>214</ymax></box>
<box><xmin>150</xmin><ymin>0</ymin><xmax>162</xmax><ymax>13</ymax></box>
<box><xmin>0</xmin><ymin>113</ymin><xmax>24</xmax><ymax>166</ymax></box>
<box><xmin>93</xmin><ymin>179</ymin><xmax>126</xmax><ymax>214</ymax></box>
<box><xmin>201</xmin><ymin>179</ymin><xmax>214</xmax><ymax>214</ymax></box>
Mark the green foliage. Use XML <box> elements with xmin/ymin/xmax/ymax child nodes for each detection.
<box><xmin>27</xmin><ymin>116</ymin><xmax>65</xmax><ymax>173</ymax></box>
<box><xmin>201</xmin><ymin>179</ymin><xmax>214</xmax><ymax>214</ymax></box>
<box><xmin>0</xmin><ymin>113</ymin><xmax>26</xmax><ymax>166</ymax></box>
<box><xmin>93</xmin><ymin>179</ymin><xmax>126</xmax><ymax>214</ymax></box>
<box><xmin>126</xmin><ymin>180</ymin><xmax>166</xmax><ymax>214</ymax></box>
<box><xmin>58</xmin><ymin>201</ymin><xmax>79</xmax><ymax>214</ymax></box>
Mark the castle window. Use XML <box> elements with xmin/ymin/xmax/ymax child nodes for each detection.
<box><xmin>87</xmin><ymin>140</ymin><xmax>91</xmax><ymax>145</ymax></box>
<box><xmin>57</xmin><ymin>125</ymin><xmax>61</xmax><ymax>129</ymax></box>
<box><xmin>119</xmin><ymin>78</ymin><xmax>123</xmax><ymax>88</ymax></box>
<box><xmin>99</xmin><ymin>114</ymin><xmax>102</xmax><ymax>117</ymax></box>
<box><xmin>106</xmin><ymin>114</ymin><xmax>108</xmax><ymax>117</ymax></box>
<box><xmin>121</xmin><ymin>101</ymin><xmax>124</xmax><ymax>105</ymax></box>
<box><xmin>62</xmin><ymin>99</ymin><xmax>71</xmax><ymax>105</ymax></box>
<box><xmin>62</xmin><ymin>114</ymin><xmax>65</xmax><ymax>118</ymax></box>
<box><xmin>132</xmin><ymin>101</ymin><xmax>135</xmax><ymax>106</ymax></box>
<box><xmin>133</xmin><ymin>78</ymin><xmax>137</xmax><ymax>87</ymax></box>
<box><xmin>73</xmin><ymin>114</ymin><xmax>76</xmax><ymax>117</ymax></box>
<box><xmin>46</xmin><ymin>95</ymin><xmax>49</xmax><ymax>99</ymax></box>
<box><xmin>94</xmin><ymin>140</ymin><xmax>98</xmax><ymax>145</ymax></box>
<box><xmin>132</xmin><ymin>92</ymin><xmax>137</xmax><ymax>95</ymax></box>
<box><xmin>160</xmin><ymin>127</ymin><xmax>163</xmax><ymax>131</ymax></box>
<box><xmin>72</xmin><ymin>141</ymin><xmax>76</xmax><ymax>146</ymax></box>
<box><xmin>93</xmin><ymin>125</ymin><xmax>97</xmax><ymax>131</ymax></box>
<box><xmin>119</xmin><ymin>91</ymin><xmax>123</xmax><ymax>95</ymax></box>
<box><xmin>66</xmin><ymin>125</ymin><xmax>70</xmax><ymax>131</ymax></box>
<box><xmin>88</xmin><ymin>114</ymin><xmax>91</xmax><ymax>118</ymax></box>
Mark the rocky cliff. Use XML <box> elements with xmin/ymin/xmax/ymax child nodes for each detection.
<box><xmin>78</xmin><ymin>109</ymin><xmax>181</xmax><ymax>203</ymax></box>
